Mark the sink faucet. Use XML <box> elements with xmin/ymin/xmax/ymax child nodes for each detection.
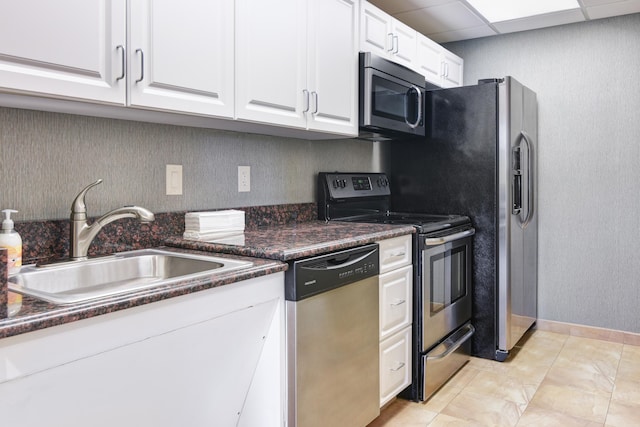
<box><xmin>70</xmin><ymin>179</ymin><xmax>155</xmax><ymax>260</ymax></box>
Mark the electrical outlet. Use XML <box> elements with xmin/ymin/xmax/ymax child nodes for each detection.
<box><xmin>166</xmin><ymin>164</ymin><xmax>183</xmax><ymax>195</ymax></box>
<box><xmin>238</xmin><ymin>166</ymin><xmax>250</xmax><ymax>192</ymax></box>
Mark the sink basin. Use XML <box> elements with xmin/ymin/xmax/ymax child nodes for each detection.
<box><xmin>8</xmin><ymin>249</ymin><xmax>253</xmax><ymax>305</ymax></box>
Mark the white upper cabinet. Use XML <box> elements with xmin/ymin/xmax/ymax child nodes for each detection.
<box><xmin>0</xmin><ymin>0</ymin><xmax>126</xmax><ymax>104</ymax></box>
<box><xmin>361</xmin><ymin>2</ymin><xmax>392</xmax><ymax>56</ymax></box>
<box><xmin>306</xmin><ymin>0</ymin><xmax>359</xmax><ymax>134</ymax></box>
<box><xmin>389</xmin><ymin>19</ymin><xmax>417</xmax><ymax>70</ymax></box>
<box><xmin>235</xmin><ymin>0</ymin><xmax>308</xmax><ymax>129</ymax></box>
<box><xmin>416</xmin><ymin>34</ymin><xmax>443</xmax><ymax>86</ymax></box>
<box><xmin>361</xmin><ymin>1</ymin><xmax>463</xmax><ymax>88</ymax></box>
<box><xmin>129</xmin><ymin>0</ymin><xmax>234</xmax><ymax>117</ymax></box>
<box><xmin>0</xmin><ymin>0</ymin><xmax>234</xmax><ymax>117</ymax></box>
<box><xmin>236</xmin><ymin>0</ymin><xmax>358</xmax><ymax>136</ymax></box>
<box><xmin>416</xmin><ymin>33</ymin><xmax>464</xmax><ymax>87</ymax></box>
<box><xmin>361</xmin><ymin>1</ymin><xmax>416</xmax><ymax>70</ymax></box>
<box><xmin>441</xmin><ymin>49</ymin><xmax>464</xmax><ymax>87</ymax></box>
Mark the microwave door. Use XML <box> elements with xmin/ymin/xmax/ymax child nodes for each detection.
<box><xmin>363</xmin><ymin>68</ymin><xmax>423</xmax><ymax>134</ymax></box>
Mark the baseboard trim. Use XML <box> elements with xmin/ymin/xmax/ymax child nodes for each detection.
<box><xmin>535</xmin><ymin>319</ymin><xmax>640</xmax><ymax>346</ymax></box>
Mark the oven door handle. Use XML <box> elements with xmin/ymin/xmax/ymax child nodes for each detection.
<box><xmin>424</xmin><ymin>228</ymin><xmax>475</xmax><ymax>246</ymax></box>
<box><xmin>426</xmin><ymin>324</ymin><xmax>475</xmax><ymax>361</ymax></box>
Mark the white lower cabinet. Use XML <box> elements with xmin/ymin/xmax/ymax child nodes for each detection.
<box><xmin>379</xmin><ymin>265</ymin><xmax>412</xmax><ymax>341</ymax></box>
<box><xmin>0</xmin><ymin>273</ymin><xmax>285</xmax><ymax>427</ymax></box>
<box><xmin>380</xmin><ymin>325</ymin><xmax>412</xmax><ymax>406</ymax></box>
<box><xmin>377</xmin><ymin>235</ymin><xmax>413</xmax><ymax>407</ymax></box>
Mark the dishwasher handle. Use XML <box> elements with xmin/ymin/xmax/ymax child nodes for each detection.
<box><xmin>300</xmin><ymin>247</ymin><xmax>378</xmax><ymax>271</ymax></box>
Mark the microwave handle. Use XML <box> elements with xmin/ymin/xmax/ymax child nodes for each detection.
<box><xmin>405</xmin><ymin>85</ymin><xmax>422</xmax><ymax>129</ymax></box>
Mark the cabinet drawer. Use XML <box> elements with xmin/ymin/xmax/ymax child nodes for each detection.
<box><xmin>379</xmin><ymin>326</ymin><xmax>412</xmax><ymax>407</ymax></box>
<box><xmin>377</xmin><ymin>235</ymin><xmax>412</xmax><ymax>274</ymax></box>
<box><xmin>379</xmin><ymin>265</ymin><xmax>413</xmax><ymax>340</ymax></box>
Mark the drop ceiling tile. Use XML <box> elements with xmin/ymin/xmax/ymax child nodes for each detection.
<box><xmin>493</xmin><ymin>9</ymin><xmax>585</xmax><ymax>34</ymax></box>
<box><xmin>427</xmin><ymin>25</ymin><xmax>497</xmax><ymax>43</ymax></box>
<box><xmin>586</xmin><ymin>0</ymin><xmax>640</xmax><ymax>18</ymax></box>
<box><xmin>394</xmin><ymin>2</ymin><xmax>487</xmax><ymax>35</ymax></box>
<box><xmin>369</xmin><ymin>0</ymin><xmax>453</xmax><ymax>15</ymax></box>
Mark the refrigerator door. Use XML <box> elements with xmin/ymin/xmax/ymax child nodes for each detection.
<box><xmin>497</xmin><ymin>77</ymin><xmax>538</xmax><ymax>355</ymax></box>
<box><xmin>388</xmin><ymin>82</ymin><xmax>500</xmax><ymax>361</ymax></box>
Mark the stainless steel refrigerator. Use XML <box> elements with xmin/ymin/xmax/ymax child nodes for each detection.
<box><xmin>386</xmin><ymin>77</ymin><xmax>538</xmax><ymax>361</ymax></box>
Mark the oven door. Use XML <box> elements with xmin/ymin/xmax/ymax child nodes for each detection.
<box><xmin>421</xmin><ymin>228</ymin><xmax>474</xmax><ymax>352</ymax></box>
<box><xmin>360</xmin><ymin>65</ymin><xmax>425</xmax><ymax>137</ymax></box>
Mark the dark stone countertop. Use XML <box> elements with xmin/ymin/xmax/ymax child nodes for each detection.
<box><xmin>165</xmin><ymin>220</ymin><xmax>416</xmax><ymax>261</ymax></box>
<box><xmin>1</xmin><ymin>220</ymin><xmax>414</xmax><ymax>340</ymax></box>
<box><xmin>0</xmin><ymin>248</ymin><xmax>286</xmax><ymax>339</ymax></box>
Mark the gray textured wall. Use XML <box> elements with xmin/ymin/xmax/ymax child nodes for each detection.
<box><xmin>446</xmin><ymin>13</ymin><xmax>640</xmax><ymax>333</ymax></box>
<box><xmin>0</xmin><ymin>108</ymin><xmax>375</xmax><ymax>220</ymax></box>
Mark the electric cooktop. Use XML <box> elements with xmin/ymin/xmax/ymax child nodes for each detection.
<box><xmin>317</xmin><ymin>172</ymin><xmax>471</xmax><ymax>235</ymax></box>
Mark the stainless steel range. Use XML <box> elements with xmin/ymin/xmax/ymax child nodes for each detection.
<box><xmin>318</xmin><ymin>172</ymin><xmax>476</xmax><ymax>402</ymax></box>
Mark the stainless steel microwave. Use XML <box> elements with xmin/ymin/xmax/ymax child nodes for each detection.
<box><xmin>359</xmin><ymin>52</ymin><xmax>426</xmax><ymax>140</ymax></box>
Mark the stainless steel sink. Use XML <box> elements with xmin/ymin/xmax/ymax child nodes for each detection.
<box><xmin>8</xmin><ymin>249</ymin><xmax>253</xmax><ymax>305</ymax></box>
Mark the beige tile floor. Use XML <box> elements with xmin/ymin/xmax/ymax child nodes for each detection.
<box><xmin>368</xmin><ymin>329</ymin><xmax>640</xmax><ymax>427</ymax></box>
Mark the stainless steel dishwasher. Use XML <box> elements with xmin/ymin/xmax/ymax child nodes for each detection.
<box><xmin>285</xmin><ymin>243</ymin><xmax>380</xmax><ymax>427</ymax></box>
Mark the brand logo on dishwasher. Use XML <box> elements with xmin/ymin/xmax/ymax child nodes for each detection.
<box><xmin>304</xmin><ymin>280</ymin><xmax>317</xmax><ymax>286</ymax></box>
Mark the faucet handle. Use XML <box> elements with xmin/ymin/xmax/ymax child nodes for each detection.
<box><xmin>71</xmin><ymin>179</ymin><xmax>103</xmax><ymax>220</ymax></box>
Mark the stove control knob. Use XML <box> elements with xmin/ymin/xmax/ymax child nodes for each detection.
<box><xmin>333</xmin><ymin>179</ymin><xmax>347</xmax><ymax>189</ymax></box>
<box><xmin>377</xmin><ymin>177</ymin><xmax>389</xmax><ymax>187</ymax></box>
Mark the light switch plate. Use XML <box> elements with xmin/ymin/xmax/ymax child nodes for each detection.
<box><xmin>166</xmin><ymin>164</ymin><xmax>183</xmax><ymax>195</ymax></box>
<box><xmin>238</xmin><ymin>166</ymin><xmax>250</xmax><ymax>192</ymax></box>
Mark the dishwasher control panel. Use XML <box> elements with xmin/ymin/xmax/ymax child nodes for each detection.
<box><xmin>285</xmin><ymin>244</ymin><xmax>379</xmax><ymax>301</ymax></box>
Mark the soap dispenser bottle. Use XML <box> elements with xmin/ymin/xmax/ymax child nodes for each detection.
<box><xmin>0</xmin><ymin>209</ymin><xmax>22</xmax><ymax>275</ymax></box>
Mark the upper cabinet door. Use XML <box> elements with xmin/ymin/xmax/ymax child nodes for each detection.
<box><xmin>306</xmin><ymin>0</ymin><xmax>358</xmax><ymax>134</ymax></box>
<box><xmin>235</xmin><ymin>0</ymin><xmax>308</xmax><ymax>128</ymax></box>
<box><xmin>129</xmin><ymin>0</ymin><xmax>234</xmax><ymax>117</ymax></box>
<box><xmin>441</xmin><ymin>49</ymin><xmax>464</xmax><ymax>88</ymax></box>
<box><xmin>0</xmin><ymin>0</ymin><xmax>126</xmax><ymax>104</ymax></box>
<box><xmin>360</xmin><ymin>1</ymin><xmax>392</xmax><ymax>57</ymax></box>
<box><xmin>360</xmin><ymin>2</ymin><xmax>416</xmax><ymax>69</ymax></box>
<box><xmin>390</xmin><ymin>19</ymin><xmax>416</xmax><ymax>70</ymax></box>
<box><xmin>416</xmin><ymin>34</ymin><xmax>442</xmax><ymax>86</ymax></box>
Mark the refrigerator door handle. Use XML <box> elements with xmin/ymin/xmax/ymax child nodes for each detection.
<box><xmin>521</xmin><ymin>131</ymin><xmax>534</xmax><ymax>227</ymax></box>
<box><xmin>512</xmin><ymin>145</ymin><xmax>522</xmax><ymax>216</ymax></box>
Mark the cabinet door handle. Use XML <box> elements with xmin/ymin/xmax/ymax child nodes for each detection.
<box><xmin>390</xmin><ymin>362</ymin><xmax>406</xmax><ymax>372</ymax></box>
<box><xmin>135</xmin><ymin>48</ymin><xmax>144</xmax><ymax>83</ymax></box>
<box><xmin>387</xmin><ymin>251</ymin><xmax>406</xmax><ymax>259</ymax></box>
<box><xmin>302</xmin><ymin>89</ymin><xmax>310</xmax><ymax>113</ymax></box>
<box><xmin>444</xmin><ymin>62</ymin><xmax>449</xmax><ymax>77</ymax></box>
<box><xmin>393</xmin><ymin>35</ymin><xmax>399</xmax><ymax>54</ymax></box>
<box><xmin>116</xmin><ymin>45</ymin><xmax>126</xmax><ymax>81</ymax></box>
<box><xmin>387</xmin><ymin>33</ymin><xmax>394</xmax><ymax>52</ymax></box>
<box><xmin>390</xmin><ymin>299</ymin><xmax>406</xmax><ymax>307</ymax></box>
<box><xmin>311</xmin><ymin>91</ymin><xmax>319</xmax><ymax>114</ymax></box>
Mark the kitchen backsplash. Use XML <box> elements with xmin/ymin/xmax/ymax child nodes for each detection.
<box><xmin>15</xmin><ymin>203</ymin><xmax>317</xmax><ymax>265</ymax></box>
<box><xmin>0</xmin><ymin>107</ymin><xmax>376</xmax><ymax>222</ymax></box>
